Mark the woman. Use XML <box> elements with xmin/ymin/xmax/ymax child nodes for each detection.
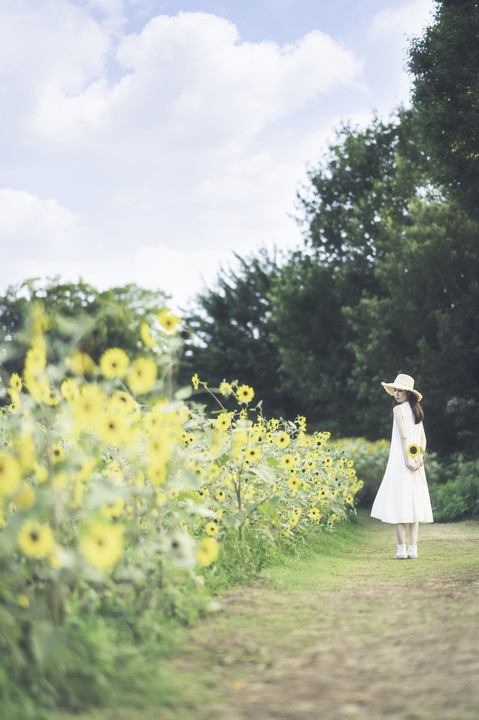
<box><xmin>371</xmin><ymin>374</ymin><xmax>433</xmax><ymax>559</ymax></box>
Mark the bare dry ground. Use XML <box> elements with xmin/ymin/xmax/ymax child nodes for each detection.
<box><xmin>173</xmin><ymin>518</ymin><xmax>479</xmax><ymax>720</ymax></box>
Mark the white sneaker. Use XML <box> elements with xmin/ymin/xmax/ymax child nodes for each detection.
<box><xmin>408</xmin><ymin>545</ymin><xmax>418</xmax><ymax>559</ymax></box>
<box><xmin>395</xmin><ymin>544</ymin><xmax>408</xmax><ymax>560</ymax></box>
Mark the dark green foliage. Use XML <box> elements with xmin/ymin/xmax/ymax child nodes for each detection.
<box><xmin>0</xmin><ymin>279</ymin><xmax>168</xmax><ymax>387</ymax></box>
<box><xmin>181</xmin><ymin>249</ymin><xmax>285</xmax><ymax>417</ymax></box>
<box><xmin>344</xmin><ymin>200</ymin><xmax>479</xmax><ymax>452</ymax></box>
<box><xmin>298</xmin><ymin>110</ymin><xmax>427</xmax><ymax>268</ymax></box>
<box><xmin>268</xmin><ymin>252</ymin><xmax>357</xmax><ymax>434</ymax></box>
<box><xmin>408</xmin><ymin>0</ymin><xmax>479</xmax><ymax>213</ymax></box>
<box><xmin>183</xmin><ymin>102</ymin><xmax>479</xmax><ymax>454</ymax></box>
<box><xmin>430</xmin><ymin>457</ymin><xmax>479</xmax><ymax>521</ymax></box>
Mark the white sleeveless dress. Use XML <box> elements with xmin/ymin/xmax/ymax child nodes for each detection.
<box><xmin>371</xmin><ymin>402</ymin><xmax>433</xmax><ymax>524</ymax></box>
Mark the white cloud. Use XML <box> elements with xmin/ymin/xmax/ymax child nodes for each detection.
<box><xmin>27</xmin><ymin>11</ymin><xmax>363</xmax><ymax>153</ymax></box>
<box><xmin>0</xmin><ymin>0</ymin><xmax>111</xmax><ymax>148</ymax></box>
<box><xmin>132</xmin><ymin>244</ymin><xmax>219</xmax><ymax>309</ymax></box>
<box><xmin>0</xmin><ymin>2</ymin><xmax>426</xmax><ymax>307</ymax></box>
<box><xmin>0</xmin><ymin>1</ymin><xmax>109</xmax><ymax>92</ymax></box>
<box><xmin>0</xmin><ymin>188</ymin><xmax>80</xmax><ymax>290</ymax></box>
<box><xmin>370</xmin><ymin>0</ymin><xmax>435</xmax><ymax>42</ymax></box>
<box><xmin>0</xmin><ymin>189</ymin><xmax>76</xmax><ymax>243</ymax></box>
<box><xmin>361</xmin><ymin>0</ymin><xmax>435</xmax><ymax>110</ymax></box>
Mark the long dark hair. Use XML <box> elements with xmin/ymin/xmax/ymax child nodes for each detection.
<box><xmin>394</xmin><ymin>393</ymin><xmax>424</xmax><ymax>424</ymax></box>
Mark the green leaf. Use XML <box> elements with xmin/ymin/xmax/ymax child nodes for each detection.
<box><xmin>266</xmin><ymin>456</ymin><xmax>280</xmax><ymax>468</ymax></box>
<box><xmin>175</xmin><ymin>386</ymin><xmax>192</xmax><ymax>400</ymax></box>
<box><xmin>222</xmin><ymin>511</ymin><xmax>246</xmax><ymax>530</ymax></box>
<box><xmin>31</xmin><ymin>622</ymin><xmax>66</xmax><ymax>667</ymax></box>
<box><xmin>252</xmin><ymin>464</ymin><xmax>276</xmax><ymax>485</ymax></box>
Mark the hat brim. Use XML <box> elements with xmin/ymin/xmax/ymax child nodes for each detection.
<box><xmin>381</xmin><ymin>382</ymin><xmax>422</xmax><ymax>401</ymax></box>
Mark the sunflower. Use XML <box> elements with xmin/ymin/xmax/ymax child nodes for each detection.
<box><xmin>205</xmin><ymin>521</ymin><xmax>219</xmax><ymax>537</ymax></box>
<box><xmin>236</xmin><ymin>384</ymin><xmax>255</xmax><ymax>404</ymax></box>
<box><xmin>81</xmin><ymin>522</ymin><xmax>124</xmax><ymax>571</ymax></box>
<box><xmin>158</xmin><ymin>308</ymin><xmax>181</xmax><ymax>334</ymax></box>
<box><xmin>23</xmin><ymin>346</ymin><xmax>46</xmax><ymax>384</ymax></box>
<box><xmin>407</xmin><ymin>444</ymin><xmax>423</xmax><ymax>459</ymax></box>
<box><xmin>281</xmin><ymin>453</ymin><xmax>296</xmax><ymax>469</ymax></box>
<box><xmin>216</xmin><ymin>413</ymin><xmax>232</xmax><ymax>431</ymax></box>
<box><xmin>51</xmin><ymin>444</ymin><xmax>65</xmax><ymax>463</ymax></box>
<box><xmin>140</xmin><ymin>322</ymin><xmax>155</xmax><ymax>349</ymax></box>
<box><xmin>101</xmin><ymin>498</ymin><xmax>126</xmax><ymax>519</ymax></box>
<box><xmin>34</xmin><ymin>465</ymin><xmax>48</xmax><ymax>484</ymax></box>
<box><xmin>8</xmin><ymin>390</ymin><xmax>20</xmax><ymax>413</ymax></box>
<box><xmin>127</xmin><ymin>357</ymin><xmax>157</xmax><ymax>395</ymax></box>
<box><xmin>18</xmin><ymin>520</ymin><xmax>54</xmax><ymax>558</ymax></box>
<box><xmin>9</xmin><ymin>373</ymin><xmax>22</xmax><ymax>392</ymax></box>
<box><xmin>147</xmin><ymin>462</ymin><xmax>167</xmax><ymax>487</ymax></box>
<box><xmin>245</xmin><ymin>447</ymin><xmax>260</xmax><ymax>464</ymax></box>
<box><xmin>219</xmin><ymin>381</ymin><xmax>233</xmax><ymax>397</ymax></box>
<box><xmin>215</xmin><ymin>489</ymin><xmax>226</xmax><ymax>501</ymax></box>
<box><xmin>16</xmin><ymin>484</ymin><xmax>36</xmax><ymax>510</ymax></box>
<box><xmin>196</xmin><ymin>537</ymin><xmax>219</xmax><ymax>567</ymax></box>
<box><xmin>61</xmin><ymin>378</ymin><xmax>79</xmax><ymax>401</ymax></box>
<box><xmin>110</xmin><ymin>391</ymin><xmax>137</xmax><ymax>415</ymax></box>
<box><xmin>275</xmin><ymin>431</ymin><xmax>290</xmax><ymax>448</ymax></box>
<box><xmin>297</xmin><ymin>415</ymin><xmax>307</xmax><ymax>431</ymax></box>
<box><xmin>0</xmin><ymin>452</ymin><xmax>22</xmax><ymax>497</ymax></box>
<box><xmin>74</xmin><ymin>457</ymin><xmax>96</xmax><ymax>482</ymax></box>
<box><xmin>100</xmin><ymin>348</ymin><xmax>130</xmax><ymax>379</ymax></box>
<box><xmin>72</xmin><ymin>384</ymin><xmax>104</xmax><ymax>428</ymax></box>
<box><xmin>252</xmin><ymin>423</ymin><xmax>266</xmax><ymax>442</ymax></box>
<box><xmin>155</xmin><ymin>490</ymin><xmax>167</xmax><ymax>505</ymax></box>
<box><xmin>67</xmin><ymin>350</ymin><xmax>95</xmax><ymax>376</ymax></box>
<box><xmin>19</xmin><ymin>433</ymin><xmax>36</xmax><ymax>470</ymax></box>
<box><xmin>97</xmin><ymin>410</ymin><xmax>128</xmax><ymax>446</ymax></box>
<box><xmin>288</xmin><ymin>476</ymin><xmax>300</xmax><ymax>492</ymax></box>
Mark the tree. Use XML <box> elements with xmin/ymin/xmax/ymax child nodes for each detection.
<box><xmin>268</xmin><ymin>251</ymin><xmax>357</xmax><ymax>435</ymax></box>
<box><xmin>297</xmin><ymin>110</ymin><xmax>427</xmax><ymax>270</ymax></box>
<box><xmin>181</xmin><ymin>250</ymin><xmax>285</xmax><ymax>416</ymax></box>
<box><xmin>0</xmin><ymin>279</ymin><xmax>169</xmax><ymax>384</ymax></box>
<box><xmin>288</xmin><ymin>112</ymin><xmax>429</xmax><ymax>435</ymax></box>
<box><xmin>408</xmin><ymin>0</ymin><xmax>479</xmax><ymax>213</ymax></box>
<box><xmin>344</xmin><ymin>200</ymin><xmax>479</xmax><ymax>453</ymax></box>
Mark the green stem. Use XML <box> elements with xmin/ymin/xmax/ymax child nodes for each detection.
<box><xmin>198</xmin><ymin>382</ymin><xmax>227</xmax><ymax>411</ymax></box>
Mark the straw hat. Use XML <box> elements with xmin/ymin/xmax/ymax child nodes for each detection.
<box><xmin>381</xmin><ymin>373</ymin><xmax>422</xmax><ymax>401</ymax></box>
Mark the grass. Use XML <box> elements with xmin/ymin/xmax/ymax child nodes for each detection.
<box><xmin>41</xmin><ymin>512</ymin><xmax>479</xmax><ymax>719</ymax></box>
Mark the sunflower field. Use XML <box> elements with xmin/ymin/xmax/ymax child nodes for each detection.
<box><xmin>0</xmin><ymin>303</ymin><xmax>361</xmax><ymax>715</ymax></box>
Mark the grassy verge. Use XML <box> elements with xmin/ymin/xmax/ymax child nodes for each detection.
<box><xmin>47</xmin><ymin>513</ymin><xmax>479</xmax><ymax>720</ymax></box>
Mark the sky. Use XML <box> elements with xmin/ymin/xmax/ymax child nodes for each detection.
<box><xmin>0</xmin><ymin>0</ymin><xmax>436</xmax><ymax>311</ymax></box>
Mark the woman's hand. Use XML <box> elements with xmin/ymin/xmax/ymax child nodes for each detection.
<box><xmin>406</xmin><ymin>456</ymin><xmax>424</xmax><ymax>471</ymax></box>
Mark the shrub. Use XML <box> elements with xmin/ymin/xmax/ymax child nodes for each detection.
<box><xmin>335</xmin><ymin>438</ymin><xmax>390</xmax><ymax>508</ymax></box>
<box><xmin>429</xmin><ymin>457</ymin><xmax>479</xmax><ymax>522</ymax></box>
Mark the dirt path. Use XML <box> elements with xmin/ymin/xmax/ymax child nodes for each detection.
<box><xmin>174</xmin><ymin>517</ymin><xmax>479</xmax><ymax>720</ymax></box>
